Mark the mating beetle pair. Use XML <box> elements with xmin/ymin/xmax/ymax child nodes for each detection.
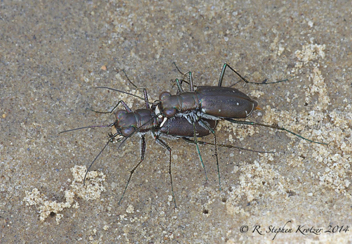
<box><xmin>60</xmin><ymin>63</ymin><xmax>326</xmax><ymax>207</ymax></box>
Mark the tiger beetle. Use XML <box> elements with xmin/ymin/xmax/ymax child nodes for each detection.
<box><xmin>59</xmin><ymin>70</ymin><xmax>272</xmax><ymax>208</ymax></box>
<box><xmin>153</xmin><ymin>63</ymin><xmax>327</xmax><ymax>189</ymax></box>
<box><xmin>154</xmin><ymin>62</ymin><xmax>328</xmax><ymax>145</ymax></box>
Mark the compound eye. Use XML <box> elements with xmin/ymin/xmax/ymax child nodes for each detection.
<box><xmin>116</xmin><ymin>110</ymin><xmax>128</xmax><ymax>120</ymax></box>
<box><xmin>164</xmin><ymin>108</ymin><xmax>176</xmax><ymax>118</ymax></box>
<box><xmin>160</xmin><ymin>92</ymin><xmax>171</xmax><ymax>101</ymax></box>
<box><xmin>121</xmin><ymin>127</ymin><xmax>135</xmax><ymax>137</ymax></box>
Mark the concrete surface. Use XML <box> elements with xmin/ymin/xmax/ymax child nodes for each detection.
<box><xmin>1</xmin><ymin>0</ymin><xmax>352</xmax><ymax>243</ymax></box>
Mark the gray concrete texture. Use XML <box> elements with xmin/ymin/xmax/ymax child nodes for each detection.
<box><xmin>1</xmin><ymin>0</ymin><xmax>352</xmax><ymax>243</ymax></box>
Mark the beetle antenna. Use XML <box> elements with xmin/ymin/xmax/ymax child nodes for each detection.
<box><xmin>59</xmin><ymin>123</ymin><xmax>114</xmax><ymax>134</ymax></box>
<box><xmin>83</xmin><ymin>134</ymin><xmax>127</xmax><ymax>185</ymax></box>
<box><xmin>83</xmin><ymin>139</ymin><xmax>111</xmax><ymax>185</ymax></box>
<box><xmin>95</xmin><ymin>86</ymin><xmax>144</xmax><ymax>100</ymax></box>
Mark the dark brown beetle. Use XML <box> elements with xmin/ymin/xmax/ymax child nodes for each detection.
<box><xmin>60</xmin><ymin>87</ymin><xmax>219</xmax><ymax>207</ymax></box>
<box><xmin>154</xmin><ymin>63</ymin><xmax>261</xmax><ymax>122</ymax></box>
